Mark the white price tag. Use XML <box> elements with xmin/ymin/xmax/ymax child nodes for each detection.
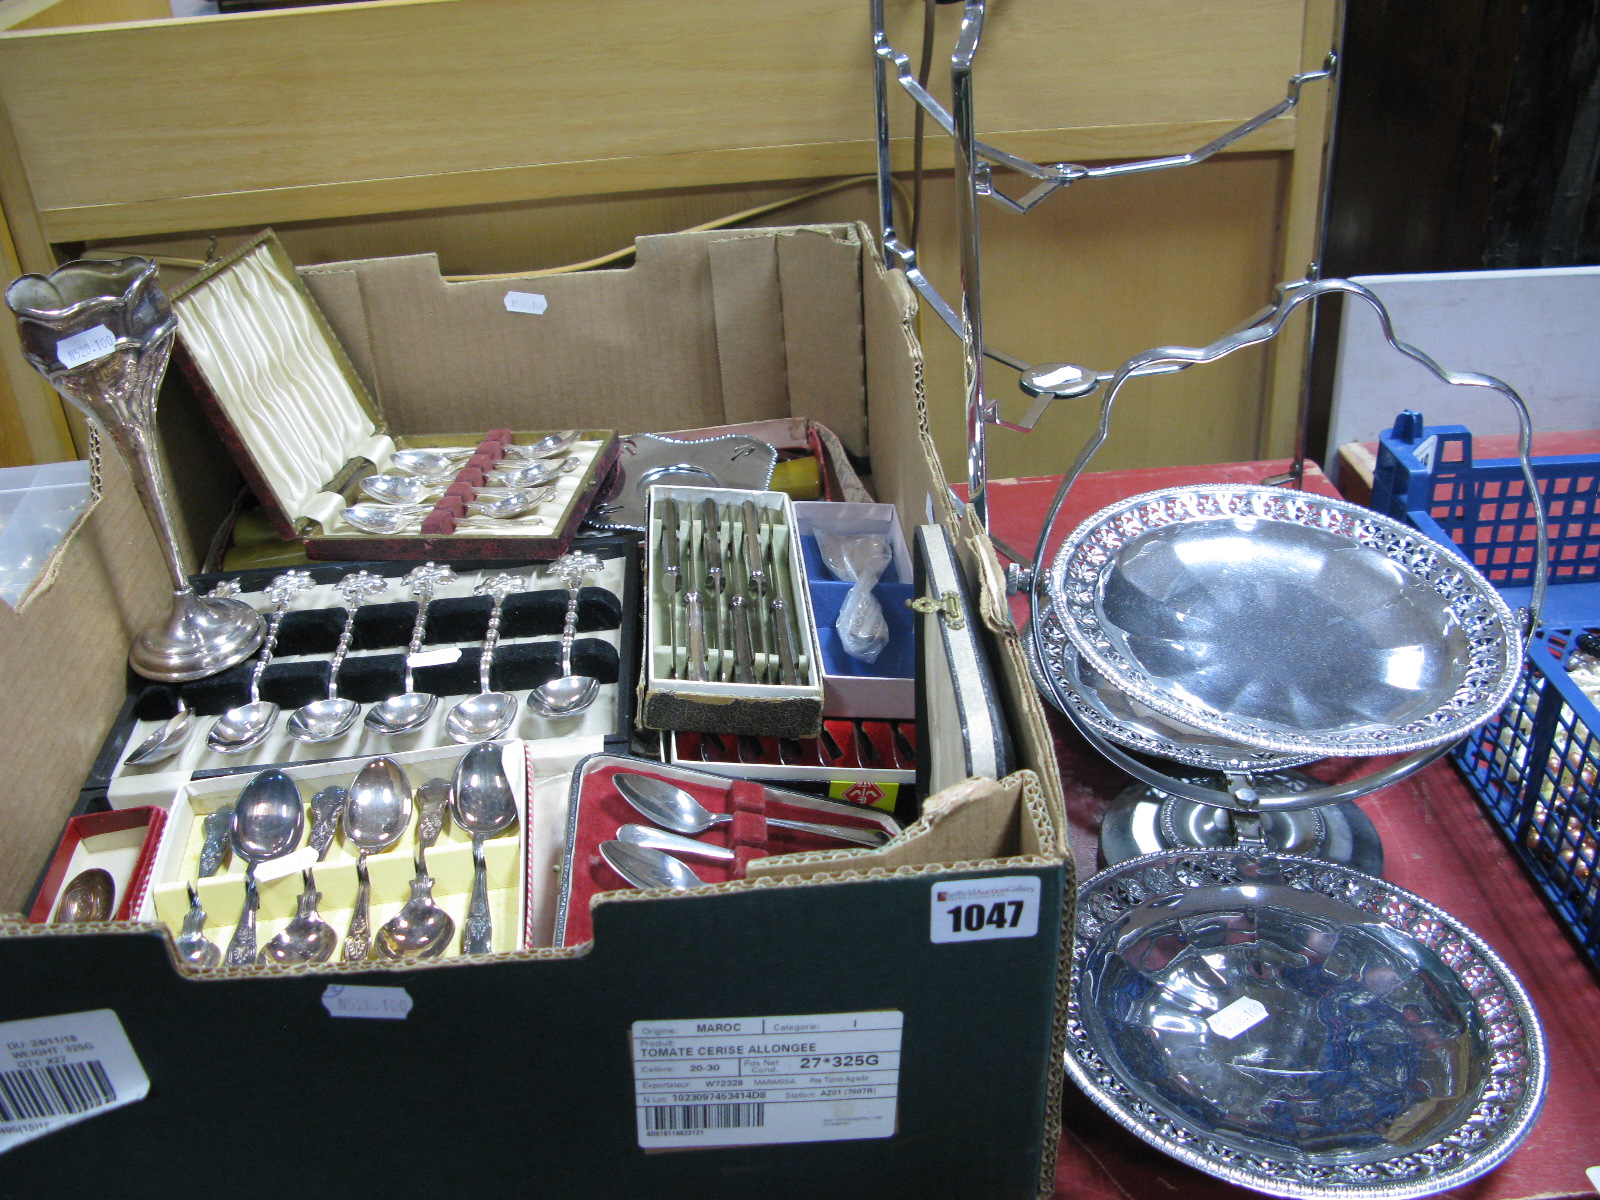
<box><xmin>0</xmin><ymin>1009</ymin><xmax>149</xmax><ymax>1154</ymax></box>
<box><xmin>929</xmin><ymin>875</ymin><xmax>1041</xmax><ymax>944</ymax></box>
<box><xmin>407</xmin><ymin>646</ymin><xmax>463</xmax><ymax>669</ymax></box>
<box><xmin>1206</xmin><ymin>996</ymin><xmax>1270</xmax><ymax>1040</ymax></box>
<box><xmin>631</xmin><ymin>1011</ymin><xmax>901</xmax><ymax>1149</ymax></box>
<box><xmin>503</xmin><ymin>290</ymin><xmax>548</xmax><ymax>315</ymax></box>
<box><xmin>320</xmin><ymin>985</ymin><xmax>413</xmax><ymax>1021</ymax></box>
<box><xmin>55</xmin><ymin>325</ymin><xmax>117</xmax><ymax>370</ymax></box>
<box><xmin>253</xmin><ymin>845</ymin><xmax>318</xmax><ymax>884</ymax></box>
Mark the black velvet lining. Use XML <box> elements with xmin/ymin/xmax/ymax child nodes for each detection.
<box><xmin>131</xmin><ymin>586</ymin><xmax>623</xmax><ymax>718</ymax></box>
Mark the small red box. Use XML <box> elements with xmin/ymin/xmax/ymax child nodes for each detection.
<box><xmin>30</xmin><ymin>807</ymin><xmax>167</xmax><ymax>924</ymax></box>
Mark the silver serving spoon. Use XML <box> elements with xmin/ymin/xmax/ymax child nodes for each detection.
<box><xmin>341</xmin><ymin>756</ymin><xmax>413</xmax><ymax>962</ymax></box>
<box><xmin>174</xmin><ymin>885</ymin><xmax>221</xmax><ymax>968</ymax></box>
<box><xmin>600</xmin><ymin>840</ymin><xmax>705</xmax><ymax>890</ymax></box>
<box><xmin>208</xmin><ymin>570</ymin><xmax>315</xmax><ymax>754</ymax></box>
<box><xmin>224</xmin><ymin>769</ymin><xmax>307</xmax><ymax>967</ymax></box>
<box><xmin>287</xmin><ymin>570</ymin><xmax>387</xmax><ymax>743</ymax></box>
<box><xmin>451</xmin><ymin>742</ymin><xmax>519</xmax><ymax>955</ymax></box>
<box><xmin>257</xmin><ymin>869</ymin><xmax>336</xmax><ymax>966</ymax></box>
<box><xmin>617</xmin><ymin>823</ymin><xmax>735</xmax><ymax>863</ymax></box>
<box><xmin>614</xmin><ymin>772</ymin><xmax>889</xmax><ymax>847</ymax></box>
<box><xmin>367</xmin><ymin>563</ymin><xmax>458</xmax><ymax>736</ymax></box>
<box><xmin>53</xmin><ymin>868</ymin><xmax>115</xmax><ymax>922</ymax></box>
<box><xmin>126</xmin><ymin>695</ymin><xmax>192</xmax><ymax>767</ymax></box>
<box><xmin>528</xmin><ymin>551</ymin><xmax>604</xmax><ymax>718</ymax></box>
<box><xmin>308</xmin><ymin>786</ymin><xmax>347</xmax><ymax>860</ymax></box>
<box><xmin>486</xmin><ymin>456</ymin><xmax>578</xmax><ymax>489</ymax></box>
<box><xmin>446</xmin><ymin>573</ymin><xmax>525</xmax><ymax>743</ymax></box>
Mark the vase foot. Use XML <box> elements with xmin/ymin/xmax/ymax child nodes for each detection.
<box><xmin>130</xmin><ymin>592</ymin><xmax>265</xmax><ymax>682</ymax></box>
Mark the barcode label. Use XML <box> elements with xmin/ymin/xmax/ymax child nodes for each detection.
<box><xmin>644</xmin><ymin>1103</ymin><xmax>765</xmax><ymax>1132</ymax></box>
<box><xmin>631</xmin><ymin>1010</ymin><xmax>901</xmax><ymax>1149</ymax></box>
<box><xmin>0</xmin><ymin>1060</ymin><xmax>116</xmax><ymax>1121</ymax></box>
<box><xmin>0</xmin><ymin>1010</ymin><xmax>148</xmax><ymax>1155</ymax></box>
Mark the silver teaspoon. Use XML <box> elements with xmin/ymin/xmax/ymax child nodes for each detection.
<box><xmin>600</xmin><ymin>840</ymin><xmax>705</xmax><ymax>891</ymax></box>
<box><xmin>377</xmin><ymin>857</ymin><xmax>455</xmax><ymax>961</ymax></box>
<box><xmin>617</xmin><ymin>823</ymin><xmax>735</xmax><ymax>863</ymax></box>
<box><xmin>125</xmin><ymin>695</ymin><xmax>192</xmax><ymax>767</ymax></box>
<box><xmin>207</xmin><ymin>569</ymin><xmax>315</xmax><ymax>754</ymax></box>
<box><xmin>224</xmin><ymin>769</ymin><xmax>306</xmax><ymax>967</ymax></box>
<box><xmin>367</xmin><ymin>562</ymin><xmax>458</xmax><ymax>736</ymax></box>
<box><xmin>450</xmin><ymin>743</ymin><xmax>519</xmax><ymax>955</ymax></box>
<box><xmin>528</xmin><ymin>551</ymin><xmax>604</xmax><ymax>718</ymax></box>
<box><xmin>175</xmin><ymin>884</ymin><xmax>221</xmax><ymax>968</ymax></box>
<box><xmin>341</xmin><ymin>757</ymin><xmax>414</xmax><ymax>963</ymax></box>
<box><xmin>287</xmin><ymin>570</ymin><xmax>387</xmax><ymax>743</ymax></box>
<box><xmin>614</xmin><ymin>772</ymin><xmax>889</xmax><ymax>847</ymax></box>
<box><xmin>308</xmin><ymin>786</ymin><xmax>347</xmax><ymax>860</ymax></box>
<box><xmin>445</xmin><ymin>573</ymin><xmax>525</xmax><ymax>744</ymax></box>
<box><xmin>258</xmin><ymin>869</ymin><xmax>336</xmax><ymax>966</ymax></box>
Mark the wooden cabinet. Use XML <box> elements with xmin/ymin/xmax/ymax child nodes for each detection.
<box><xmin>0</xmin><ymin>0</ymin><xmax>1338</xmax><ymax>480</ymax></box>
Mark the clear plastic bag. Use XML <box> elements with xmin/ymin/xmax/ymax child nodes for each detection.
<box><xmin>816</xmin><ymin>528</ymin><xmax>893</xmax><ymax>664</ymax></box>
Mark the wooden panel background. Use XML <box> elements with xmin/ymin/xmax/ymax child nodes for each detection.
<box><xmin>0</xmin><ymin>0</ymin><xmax>1336</xmax><ymax>486</ymax></box>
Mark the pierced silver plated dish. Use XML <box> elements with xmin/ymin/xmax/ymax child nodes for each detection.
<box><xmin>1048</xmin><ymin>485</ymin><xmax>1523</xmax><ymax>757</ymax></box>
<box><xmin>1066</xmin><ymin>850</ymin><xmax>1545</xmax><ymax>1199</ymax></box>
<box><xmin>584</xmin><ymin>433</ymin><xmax>778</xmax><ymax>531</ymax></box>
<box><xmin>1028</xmin><ymin>595</ymin><xmax>1317</xmax><ymax>773</ymax></box>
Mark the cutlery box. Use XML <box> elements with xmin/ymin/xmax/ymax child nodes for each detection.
<box><xmin>0</xmin><ymin>223</ymin><xmax>1072</xmax><ymax>1200</ymax></box>
<box><xmin>168</xmin><ymin>230</ymin><xmax>622</xmax><ymax>561</ymax></box>
<box><xmin>640</xmin><ymin>485</ymin><xmax>826</xmax><ymax>737</ymax></box>
<box><xmin>78</xmin><ymin>539</ymin><xmax>642</xmax><ymax>809</ymax></box>
<box><xmin>28</xmin><ymin>807</ymin><xmax>166</xmax><ymax>926</ymax></box>
<box><xmin>792</xmin><ymin>500</ymin><xmax>917</xmax><ymax>720</ymax></box>
<box><xmin>137</xmin><ymin>741</ymin><xmax>543</xmax><ymax>958</ymax></box>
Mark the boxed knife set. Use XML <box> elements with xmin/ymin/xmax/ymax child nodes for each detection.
<box><xmin>4</xmin><ymin>225</ymin><xmax>1070</xmax><ymax>1200</ymax></box>
<box><xmin>640</xmin><ymin>485</ymin><xmax>825</xmax><ymax>736</ymax></box>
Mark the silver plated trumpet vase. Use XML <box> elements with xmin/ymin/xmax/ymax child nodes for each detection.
<box><xmin>6</xmin><ymin>257</ymin><xmax>263</xmax><ymax>680</ymax></box>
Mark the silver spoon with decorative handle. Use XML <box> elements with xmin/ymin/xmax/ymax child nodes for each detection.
<box><xmin>340</xmin><ymin>757</ymin><xmax>413</xmax><ymax>963</ymax></box>
<box><xmin>444</xmin><ymin>572</ymin><xmax>525</xmax><ymax>744</ymax></box>
<box><xmin>224</xmin><ymin>769</ymin><xmax>306</xmax><ymax>967</ymax></box>
<box><xmin>287</xmin><ymin>570</ymin><xmax>387</xmax><ymax>743</ymax></box>
<box><xmin>207</xmin><ymin>569</ymin><xmax>316</xmax><ymax>754</ymax></box>
<box><xmin>528</xmin><ymin>551</ymin><xmax>605</xmax><ymax>718</ymax></box>
<box><xmin>367</xmin><ymin>562</ymin><xmax>458</xmax><ymax>736</ymax></box>
<box><xmin>451</xmin><ymin>742</ymin><xmax>519</xmax><ymax>955</ymax></box>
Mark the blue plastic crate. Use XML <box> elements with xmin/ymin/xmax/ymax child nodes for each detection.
<box><xmin>1373</xmin><ymin>410</ymin><xmax>1600</xmax><ymax>974</ymax></box>
<box><xmin>1373</xmin><ymin>409</ymin><xmax>1600</xmax><ymax>627</ymax></box>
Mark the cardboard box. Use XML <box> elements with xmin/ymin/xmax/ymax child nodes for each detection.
<box><xmin>0</xmin><ymin>225</ymin><xmax>1071</xmax><ymax>1200</ymax></box>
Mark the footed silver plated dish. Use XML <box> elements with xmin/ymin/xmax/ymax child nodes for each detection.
<box><xmin>1066</xmin><ymin>850</ymin><xmax>1546</xmax><ymax>1198</ymax></box>
<box><xmin>1049</xmin><ymin>485</ymin><xmax>1522</xmax><ymax>759</ymax></box>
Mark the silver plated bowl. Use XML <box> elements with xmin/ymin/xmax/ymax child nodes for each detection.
<box><xmin>1048</xmin><ymin>485</ymin><xmax>1522</xmax><ymax>757</ymax></box>
<box><xmin>1066</xmin><ymin>850</ymin><xmax>1546</xmax><ymax>1198</ymax></box>
<box><xmin>584</xmin><ymin>433</ymin><xmax>778</xmax><ymax>531</ymax></box>
<box><xmin>1028</xmin><ymin>595</ymin><xmax>1316</xmax><ymax>773</ymax></box>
